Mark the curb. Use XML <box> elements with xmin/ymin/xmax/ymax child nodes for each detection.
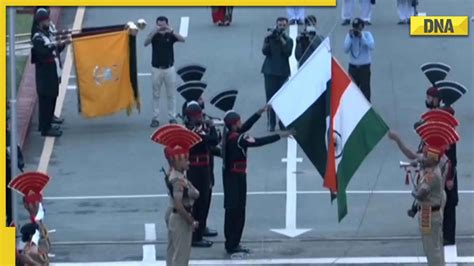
<box><xmin>16</xmin><ymin>7</ymin><xmax>62</xmax><ymax>149</ymax></box>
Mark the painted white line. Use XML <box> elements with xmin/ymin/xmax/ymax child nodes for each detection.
<box><xmin>271</xmin><ymin>24</ymin><xmax>310</xmax><ymax>238</ymax></box>
<box><xmin>49</xmin><ymin>256</ymin><xmax>474</xmax><ymax>265</ymax></box>
<box><xmin>144</xmin><ymin>223</ymin><xmax>156</xmax><ymax>241</ymax></box>
<box><xmin>445</xmin><ymin>244</ymin><xmax>458</xmax><ymax>264</ymax></box>
<box><xmin>142</xmin><ymin>223</ymin><xmax>156</xmax><ymax>262</ymax></box>
<box><xmin>37</xmin><ymin>7</ymin><xmax>86</xmax><ymax>174</ymax></box>
<box><xmin>44</xmin><ymin>190</ymin><xmax>474</xmax><ymax>201</ymax></box>
<box><xmin>69</xmin><ymin>72</ymin><xmax>151</xmax><ymax>79</ymax></box>
<box><xmin>179</xmin><ymin>16</ymin><xmax>190</xmax><ymax>38</ymax></box>
<box><xmin>417</xmin><ymin>12</ymin><xmax>427</xmax><ymax>16</ymax></box>
<box><xmin>67</xmin><ymin>85</ymin><xmax>77</xmax><ymax>90</ymax></box>
<box><xmin>48</xmin><ymin>229</ymin><xmax>57</xmax><ymax>234</ymax></box>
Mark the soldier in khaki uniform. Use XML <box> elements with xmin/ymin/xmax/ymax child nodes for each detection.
<box><xmin>151</xmin><ymin>124</ymin><xmax>203</xmax><ymax>266</ymax></box>
<box><xmin>388</xmin><ymin>109</ymin><xmax>460</xmax><ymax>266</ymax></box>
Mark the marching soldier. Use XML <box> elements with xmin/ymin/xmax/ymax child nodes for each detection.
<box><xmin>151</xmin><ymin>124</ymin><xmax>202</xmax><ymax>266</ymax></box>
<box><xmin>31</xmin><ymin>8</ymin><xmax>68</xmax><ymax>137</ymax></box>
<box><xmin>389</xmin><ymin>109</ymin><xmax>460</xmax><ymax>266</ymax></box>
<box><xmin>211</xmin><ymin>91</ymin><xmax>294</xmax><ymax>254</ymax></box>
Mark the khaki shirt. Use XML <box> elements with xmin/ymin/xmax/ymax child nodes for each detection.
<box><xmin>168</xmin><ymin>170</ymin><xmax>199</xmax><ymax>209</ymax></box>
<box><xmin>416</xmin><ymin>166</ymin><xmax>446</xmax><ymax>208</ymax></box>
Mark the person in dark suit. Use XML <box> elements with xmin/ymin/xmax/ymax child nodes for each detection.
<box><xmin>261</xmin><ymin>17</ymin><xmax>293</xmax><ymax>132</ymax></box>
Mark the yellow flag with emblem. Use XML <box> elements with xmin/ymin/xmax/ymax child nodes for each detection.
<box><xmin>72</xmin><ymin>30</ymin><xmax>138</xmax><ymax>118</ymax></box>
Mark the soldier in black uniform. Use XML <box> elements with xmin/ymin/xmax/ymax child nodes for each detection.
<box><xmin>220</xmin><ymin>104</ymin><xmax>294</xmax><ymax>254</ymax></box>
<box><xmin>183</xmin><ymin>101</ymin><xmax>219</xmax><ymax>247</ymax></box>
<box><xmin>31</xmin><ymin>8</ymin><xmax>68</xmax><ymax>137</ymax></box>
<box><xmin>177</xmin><ymin>81</ymin><xmax>220</xmax><ymax>239</ymax></box>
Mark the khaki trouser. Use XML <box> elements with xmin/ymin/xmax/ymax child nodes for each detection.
<box><xmin>419</xmin><ymin>211</ymin><xmax>445</xmax><ymax>266</ymax></box>
<box><xmin>152</xmin><ymin>66</ymin><xmax>176</xmax><ymax>121</ymax></box>
<box><xmin>166</xmin><ymin>211</ymin><xmax>193</xmax><ymax>266</ymax></box>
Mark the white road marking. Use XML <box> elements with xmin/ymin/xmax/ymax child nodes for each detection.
<box><xmin>142</xmin><ymin>223</ymin><xmax>156</xmax><ymax>262</ymax></box>
<box><xmin>67</xmin><ymin>85</ymin><xmax>77</xmax><ymax>90</ymax></box>
<box><xmin>37</xmin><ymin>7</ymin><xmax>86</xmax><ymax>173</ymax></box>
<box><xmin>271</xmin><ymin>24</ymin><xmax>310</xmax><ymax>238</ymax></box>
<box><xmin>179</xmin><ymin>16</ymin><xmax>190</xmax><ymax>38</ymax></box>
<box><xmin>50</xmin><ymin>255</ymin><xmax>474</xmax><ymax>265</ymax></box>
<box><xmin>43</xmin><ymin>190</ymin><xmax>474</xmax><ymax>201</ymax></box>
<box><xmin>417</xmin><ymin>12</ymin><xmax>427</xmax><ymax>16</ymax></box>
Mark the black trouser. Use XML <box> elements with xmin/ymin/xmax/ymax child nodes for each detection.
<box><xmin>38</xmin><ymin>95</ymin><xmax>57</xmax><ymax>133</ymax></box>
<box><xmin>348</xmin><ymin>64</ymin><xmax>371</xmax><ymax>102</ymax></box>
<box><xmin>224</xmin><ymin>207</ymin><xmax>246</xmax><ymax>251</ymax></box>
<box><xmin>443</xmin><ymin>202</ymin><xmax>456</xmax><ymax>244</ymax></box>
<box><xmin>188</xmin><ymin>165</ymin><xmax>211</xmax><ymax>241</ymax></box>
<box><xmin>264</xmin><ymin>74</ymin><xmax>287</xmax><ymax>129</ymax></box>
<box><xmin>203</xmin><ymin>187</ymin><xmax>213</xmax><ymax>231</ymax></box>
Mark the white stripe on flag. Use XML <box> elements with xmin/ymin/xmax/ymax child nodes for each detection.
<box><xmin>270</xmin><ymin>37</ymin><xmax>332</xmax><ymax>126</ymax></box>
<box><xmin>334</xmin><ymin>82</ymin><xmax>371</xmax><ymax>150</ymax></box>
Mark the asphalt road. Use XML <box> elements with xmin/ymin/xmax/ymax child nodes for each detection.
<box><xmin>18</xmin><ymin>1</ymin><xmax>474</xmax><ymax>264</ymax></box>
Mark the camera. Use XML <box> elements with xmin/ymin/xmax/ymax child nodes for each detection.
<box><xmin>350</xmin><ymin>29</ymin><xmax>361</xmax><ymax>38</ymax></box>
<box><xmin>268</xmin><ymin>27</ymin><xmax>284</xmax><ymax>37</ymax></box>
<box><xmin>407</xmin><ymin>205</ymin><xmax>418</xmax><ymax>218</ymax></box>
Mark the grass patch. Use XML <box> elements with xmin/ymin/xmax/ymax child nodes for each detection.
<box><xmin>6</xmin><ymin>11</ymin><xmax>34</xmax><ymax>99</ymax></box>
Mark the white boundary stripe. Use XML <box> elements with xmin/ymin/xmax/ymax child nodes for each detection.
<box><xmin>69</xmin><ymin>72</ymin><xmax>151</xmax><ymax>79</ymax></box>
<box><xmin>50</xmin><ymin>255</ymin><xmax>474</xmax><ymax>265</ymax></box>
<box><xmin>179</xmin><ymin>16</ymin><xmax>190</xmax><ymax>37</ymax></box>
<box><xmin>142</xmin><ymin>224</ymin><xmax>156</xmax><ymax>262</ymax></box>
<box><xmin>37</xmin><ymin>7</ymin><xmax>86</xmax><ymax>173</ymax></box>
<box><xmin>44</xmin><ymin>190</ymin><xmax>474</xmax><ymax>200</ymax></box>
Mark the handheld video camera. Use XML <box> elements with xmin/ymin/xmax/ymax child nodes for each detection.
<box><xmin>267</xmin><ymin>27</ymin><xmax>285</xmax><ymax>38</ymax></box>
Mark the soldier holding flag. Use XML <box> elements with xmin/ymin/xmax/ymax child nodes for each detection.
<box><xmin>211</xmin><ymin>91</ymin><xmax>294</xmax><ymax>254</ymax></box>
<box><xmin>31</xmin><ymin>8</ymin><xmax>68</xmax><ymax>137</ymax></box>
<box><xmin>389</xmin><ymin>109</ymin><xmax>460</xmax><ymax>265</ymax></box>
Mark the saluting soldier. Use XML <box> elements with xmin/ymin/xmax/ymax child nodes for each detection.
<box><xmin>211</xmin><ymin>91</ymin><xmax>294</xmax><ymax>254</ymax></box>
<box><xmin>389</xmin><ymin>109</ymin><xmax>460</xmax><ymax>266</ymax></box>
<box><xmin>151</xmin><ymin>124</ymin><xmax>202</xmax><ymax>266</ymax></box>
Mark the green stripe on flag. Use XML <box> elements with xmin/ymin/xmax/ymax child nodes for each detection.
<box><xmin>336</xmin><ymin>108</ymin><xmax>389</xmax><ymax>221</ymax></box>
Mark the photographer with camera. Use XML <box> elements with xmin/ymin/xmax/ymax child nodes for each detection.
<box><xmin>295</xmin><ymin>15</ymin><xmax>324</xmax><ymax>68</ymax></box>
<box><xmin>343</xmin><ymin>18</ymin><xmax>374</xmax><ymax>102</ymax></box>
<box><xmin>261</xmin><ymin>17</ymin><xmax>293</xmax><ymax>132</ymax></box>
<box><xmin>144</xmin><ymin>16</ymin><xmax>185</xmax><ymax>128</ymax></box>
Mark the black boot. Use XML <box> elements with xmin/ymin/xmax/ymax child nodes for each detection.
<box><xmin>203</xmin><ymin>227</ymin><xmax>218</xmax><ymax>237</ymax></box>
<box><xmin>41</xmin><ymin>128</ymin><xmax>62</xmax><ymax>137</ymax></box>
<box><xmin>192</xmin><ymin>239</ymin><xmax>213</xmax><ymax>247</ymax></box>
<box><xmin>52</xmin><ymin>116</ymin><xmax>64</xmax><ymax>124</ymax></box>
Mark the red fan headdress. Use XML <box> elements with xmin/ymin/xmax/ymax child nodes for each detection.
<box><xmin>150</xmin><ymin>124</ymin><xmax>202</xmax><ymax>160</ymax></box>
<box><xmin>8</xmin><ymin>172</ymin><xmax>51</xmax><ymax>204</ymax></box>
<box><xmin>415</xmin><ymin>110</ymin><xmax>460</xmax><ymax>160</ymax></box>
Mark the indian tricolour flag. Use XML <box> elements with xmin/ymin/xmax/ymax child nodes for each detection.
<box><xmin>270</xmin><ymin>37</ymin><xmax>388</xmax><ymax>221</ymax></box>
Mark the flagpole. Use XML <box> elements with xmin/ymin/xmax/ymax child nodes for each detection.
<box><xmin>298</xmin><ymin>19</ymin><xmax>339</xmax><ymax>68</ymax></box>
<box><xmin>8</xmin><ymin>7</ymin><xmax>19</xmax><ymax>232</ymax></box>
